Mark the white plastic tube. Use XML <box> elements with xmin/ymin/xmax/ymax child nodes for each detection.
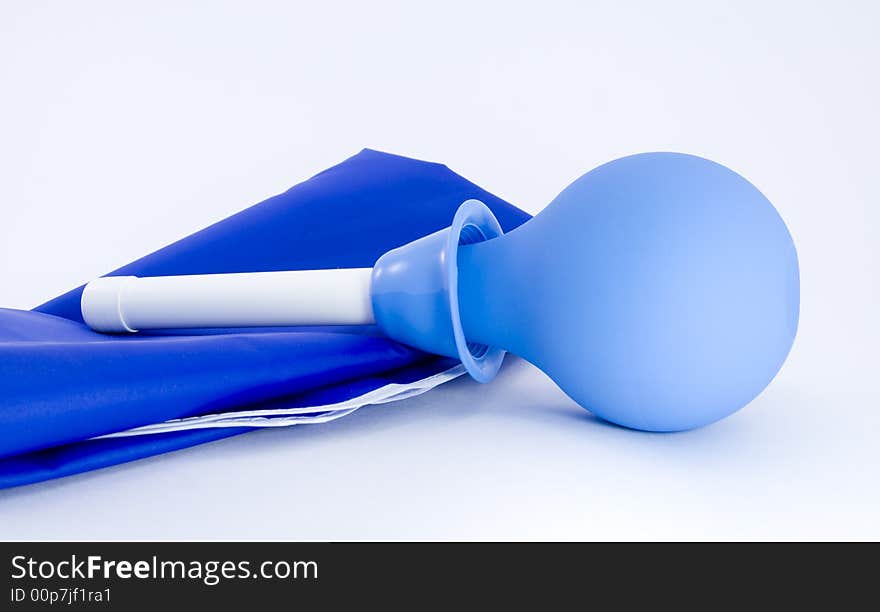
<box><xmin>81</xmin><ymin>269</ymin><xmax>374</xmax><ymax>333</ymax></box>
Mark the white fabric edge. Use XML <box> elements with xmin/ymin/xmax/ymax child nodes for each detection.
<box><xmin>94</xmin><ymin>364</ymin><xmax>467</xmax><ymax>439</ymax></box>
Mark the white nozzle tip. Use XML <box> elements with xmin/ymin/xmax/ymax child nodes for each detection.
<box><xmin>81</xmin><ymin>276</ymin><xmax>138</xmax><ymax>333</ymax></box>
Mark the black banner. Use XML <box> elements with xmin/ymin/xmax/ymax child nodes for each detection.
<box><xmin>0</xmin><ymin>542</ymin><xmax>870</xmax><ymax>608</ymax></box>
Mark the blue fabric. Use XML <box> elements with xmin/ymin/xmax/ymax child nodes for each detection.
<box><xmin>0</xmin><ymin>149</ymin><xmax>529</xmax><ymax>488</ymax></box>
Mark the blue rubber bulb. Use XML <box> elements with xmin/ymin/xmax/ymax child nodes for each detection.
<box><xmin>371</xmin><ymin>153</ymin><xmax>800</xmax><ymax>431</ymax></box>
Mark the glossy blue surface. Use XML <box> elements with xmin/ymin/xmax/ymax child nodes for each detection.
<box><xmin>0</xmin><ymin>150</ymin><xmax>529</xmax><ymax>488</ymax></box>
<box><xmin>456</xmin><ymin>153</ymin><xmax>800</xmax><ymax>431</ymax></box>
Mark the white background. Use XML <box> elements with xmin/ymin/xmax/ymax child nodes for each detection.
<box><xmin>1</xmin><ymin>1</ymin><xmax>878</xmax><ymax>540</ymax></box>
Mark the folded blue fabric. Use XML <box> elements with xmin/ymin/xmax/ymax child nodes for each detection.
<box><xmin>0</xmin><ymin>149</ymin><xmax>529</xmax><ymax>488</ymax></box>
